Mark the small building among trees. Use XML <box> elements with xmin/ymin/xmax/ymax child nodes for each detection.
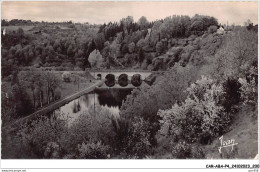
<box><xmin>217</xmin><ymin>26</ymin><xmax>225</xmax><ymax>34</ymax></box>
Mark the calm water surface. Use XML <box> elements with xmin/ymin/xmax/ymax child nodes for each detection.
<box><xmin>53</xmin><ymin>89</ymin><xmax>132</xmax><ymax>125</ymax></box>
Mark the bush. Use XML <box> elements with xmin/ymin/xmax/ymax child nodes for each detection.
<box><xmin>221</xmin><ymin>77</ymin><xmax>241</xmax><ymax>113</ymax></box>
<box><xmin>54</xmin><ymin>89</ymin><xmax>61</xmax><ymax>100</ymax></box>
<box><xmin>64</xmin><ymin>105</ymin><xmax>116</xmax><ymax>153</ymax></box>
<box><xmin>43</xmin><ymin>142</ymin><xmax>61</xmax><ymax>159</ymax></box>
<box><xmin>11</xmin><ymin>84</ymin><xmax>33</xmax><ymax>117</ymax></box>
<box><xmin>62</xmin><ymin>72</ymin><xmax>71</xmax><ymax>82</ymax></box>
<box><xmin>171</xmin><ymin>141</ymin><xmax>205</xmax><ymax>159</ymax></box>
<box><xmin>4</xmin><ymin>105</ymin><xmax>117</xmax><ymax>159</ymax></box>
<box><xmin>14</xmin><ymin>116</ymin><xmax>67</xmax><ymax>158</ymax></box>
<box><xmin>126</xmin><ymin>117</ymin><xmax>152</xmax><ymax>158</ymax></box>
<box><xmin>158</xmin><ymin>76</ymin><xmax>230</xmax><ymax>144</ymax></box>
<box><xmin>112</xmin><ymin>116</ymin><xmax>152</xmax><ymax>158</ymax></box>
<box><xmin>128</xmin><ymin>42</ymin><xmax>135</xmax><ymax>53</ymax></box>
<box><xmin>208</xmin><ymin>25</ymin><xmax>218</xmax><ymax>34</ymax></box>
<box><xmin>1</xmin><ymin>92</ymin><xmax>17</xmax><ymax>126</ymax></box>
<box><xmin>76</xmin><ymin>141</ymin><xmax>110</xmax><ymax>159</ymax></box>
<box><xmin>120</xmin><ymin>86</ymin><xmax>161</xmax><ymax>146</ymax></box>
<box><xmin>239</xmin><ymin>66</ymin><xmax>258</xmax><ymax>108</ymax></box>
<box><xmin>156</xmin><ymin>41</ymin><xmax>164</xmax><ymax>55</ymax></box>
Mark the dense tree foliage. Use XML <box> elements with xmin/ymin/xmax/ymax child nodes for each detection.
<box><xmin>158</xmin><ymin>76</ymin><xmax>230</xmax><ymax>144</ymax></box>
<box><xmin>1</xmin><ymin>68</ymin><xmax>61</xmax><ymax>126</ymax></box>
<box><xmin>118</xmin><ymin>26</ymin><xmax>257</xmax><ymax>158</ymax></box>
<box><xmin>2</xmin><ymin>14</ymin><xmax>220</xmax><ymax>78</ymax></box>
<box><xmin>2</xmin><ymin>16</ymin><xmax>258</xmax><ymax>159</ymax></box>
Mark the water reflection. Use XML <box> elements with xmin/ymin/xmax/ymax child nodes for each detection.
<box><xmin>53</xmin><ymin>88</ymin><xmax>132</xmax><ymax>125</ymax></box>
<box><xmin>96</xmin><ymin>89</ymin><xmax>132</xmax><ymax>107</ymax></box>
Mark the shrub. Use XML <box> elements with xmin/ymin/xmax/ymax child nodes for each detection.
<box><xmin>11</xmin><ymin>84</ymin><xmax>33</xmax><ymax>117</ymax></box>
<box><xmin>43</xmin><ymin>142</ymin><xmax>61</xmax><ymax>159</ymax></box>
<box><xmin>54</xmin><ymin>89</ymin><xmax>61</xmax><ymax>100</ymax></box>
<box><xmin>156</xmin><ymin>41</ymin><xmax>164</xmax><ymax>55</ymax></box>
<box><xmin>158</xmin><ymin>76</ymin><xmax>230</xmax><ymax>144</ymax></box>
<box><xmin>1</xmin><ymin>92</ymin><xmax>17</xmax><ymax>126</ymax></box>
<box><xmin>221</xmin><ymin>77</ymin><xmax>241</xmax><ymax>113</ymax></box>
<box><xmin>112</xmin><ymin>116</ymin><xmax>152</xmax><ymax>158</ymax></box>
<box><xmin>4</xmin><ymin>106</ymin><xmax>116</xmax><ymax>159</ymax></box>
<box><xmin>208</xmin><ymin>25</ymin><xmax>218</xmax><ymax>34</ymax></box>
<box><xmin>62</xmin><ymin>72</ymin><xmax>71</xmax><ymax>82</ymax></box>
<box><xmin>239</xmin><ymin>66</ymin><xmax>258</xmax><ymax>108</ymax></box>
<box><xmin>76</xmin><ymin>141</ymin><xmax>110</xmax><ymax>159</ymax></box>
<box><xmin>125</xmin><ymin>117</ymin><xmax>152</xmax><ymax>158</ymax></box>
<box><xmin>15</xmin><ymin>116</ymin><xmax>67</xmax><ymax>158</ymax></box>
<box><xmin>171</xmin><ymin>141</ymin><xmax>205</xmax><ymax>159</ymax></box>
<box><xmin>111</xmin><ymin>116</ymin><xmax>129</xmax><ymax>150</ymax></box>
<box><xmin>128</xmin><ymin>42</ymin><xmax>135</xmax><ymax>53</ymax></box>
<box><xmin>120</xmin><ymin>87</ymin><xmax>160</xmax><ymax>146</ymax></box>
<box><xmin>64</xmin><ymin>105</ymin><xmax>116</xmax><ymax>153</ymax></box>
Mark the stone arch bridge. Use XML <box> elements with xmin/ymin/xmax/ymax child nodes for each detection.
<box><xmin>89</xmin><ymin>70</ymin><xmax>152</xmax><ymax>88</ymax></box>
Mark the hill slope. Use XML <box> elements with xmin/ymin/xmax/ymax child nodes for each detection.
<box><xmin>204</xmin><ymin>105</ymin><xmax>258</xmax><ymax>159</ymax></box>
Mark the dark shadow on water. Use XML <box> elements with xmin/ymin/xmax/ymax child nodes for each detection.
<box><xmin>51</xmin><ymin>88</ymin><xmax>133</xmax><ymax>124</ymax></box>
<box><xmin>95</xmin><ymin>88</ymin><xmax>132</xmax><ymax>108</ymax></box>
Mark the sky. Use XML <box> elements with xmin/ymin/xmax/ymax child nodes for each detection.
<box><xmin>1</xmin><ymin>1</ymin><xmax>258</xmax><ymax>25</ymax></box>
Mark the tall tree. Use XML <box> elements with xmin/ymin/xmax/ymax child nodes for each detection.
<box><xmin>138</xmin><ymin>16</ymin><xmax>149</xmax><ymax>30</ymax></box>
<box><xmin>44</xmin><ymin>71</ymin><xmax>60</xmax><ymax>104</ymax></box>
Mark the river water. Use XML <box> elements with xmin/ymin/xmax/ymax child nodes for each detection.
<box><xmin>53</xmin><ymin>89</ymin><xmax>132</xmax><ymax>126</ymax></box>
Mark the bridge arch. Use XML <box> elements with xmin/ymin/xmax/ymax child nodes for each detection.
<box><xmin>118</xmin><ymin>74</ymin><xmax>128</xmax><ymax>87</ymax></box>
<box><xmin>131</xmin><ymin>74</ymin><xmax>142</xmax><ymax>87</ymax></box>
<box><xmin>88</xmin><ymin>70</ymin><xmax>153</xmax><ymax>87</ymax></box>
<box><xmin>105</xmin><ymin>74</ymin><xmax>115</xmax><ymax>87</ymax></box>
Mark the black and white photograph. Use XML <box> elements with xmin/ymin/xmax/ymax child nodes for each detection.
<box><xmin>0</xmin><ymin>0</ymin><xmax>258</xmax><ymax>167</ymax></box>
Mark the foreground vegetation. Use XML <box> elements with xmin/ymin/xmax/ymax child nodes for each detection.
<box><xmin>1</xmin><ymin>16</ymin><xmax>258</xmax><ymax>159</ymax></box>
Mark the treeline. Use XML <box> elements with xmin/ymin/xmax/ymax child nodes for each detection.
<box><xmin>2</xmin><ymin>19</ymin><xmax>35</xmax><ymax>26</ymax></box>
<box><xmin>1</xmin><ymin>19</ymin><xmax>83</xmax><ymax>26</ymax></box>
<box><xmin>1</xmin><ymin>24</ymin><xmax>98</xmax><ymax>77</ymax></box>
<box><xmin>89</xmin><ymin>15</ymin><xmax>218</xmax><ymax>69</ymax></box>
<box><xmin>2</xmin><ymin>14</ymin><xmax>220</xmax><ymax>78</ymax></box>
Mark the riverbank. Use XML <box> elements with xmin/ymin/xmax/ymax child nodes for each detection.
<box><xmin>3</xmin><ymin>80</ymin><xmax>104</xmax><ymax>130</ymax></box>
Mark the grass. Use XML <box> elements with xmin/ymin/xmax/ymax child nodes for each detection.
<box><xmin>203</xmin><ymin>105</ymin><xmax>258</xmax><ymax>159</ymax></box>
<box><xmin>60</xmin><ymin>79</ymin><xmax>96</xmax><ymax>99</ymax></box>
